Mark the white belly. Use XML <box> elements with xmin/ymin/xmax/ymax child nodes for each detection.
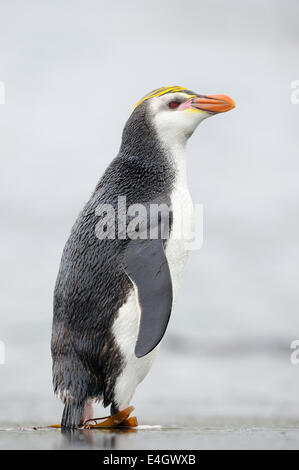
<box><xmin>112</xmin><ymin>289</ymin><xmax>158</xmax><ymax>409</ymax></box>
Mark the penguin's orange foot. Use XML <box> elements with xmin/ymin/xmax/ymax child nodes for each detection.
<box><xmin>122</xmin><ymin>416</ymin><xmax>138</xmax><ymax>427</ymax></box>
<box><xmin>82</xmin><ymin>406</ymin><xmax>138</xmax><ymax>429</ymax></box>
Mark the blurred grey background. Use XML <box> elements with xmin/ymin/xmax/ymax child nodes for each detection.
<box><xmin>0</xmin><ymin>0</ymin><xmax>299</xmax><ymax>426</ymax></box>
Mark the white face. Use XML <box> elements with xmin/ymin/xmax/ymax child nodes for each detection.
<box><xmin>150</xmin><ymin>92</ymin><xmax>210</xmax><ymax>146</ymax></box>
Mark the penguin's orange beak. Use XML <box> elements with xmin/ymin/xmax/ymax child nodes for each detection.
<box><xmin>192</xmin><ymin>94</ymin><xmax>236</xmax><ymax>113</ymax></box>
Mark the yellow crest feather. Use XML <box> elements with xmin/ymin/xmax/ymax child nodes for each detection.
<box><xmin>132</xmin><ymin>86</ymin><xmax>188</xmax><ymax>112</ymax></box>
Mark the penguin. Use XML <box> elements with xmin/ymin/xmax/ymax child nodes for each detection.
<box><xmin>51</xmin><ymin>86</ymin><xmax>235</xmax><ymax>429</ymax></box>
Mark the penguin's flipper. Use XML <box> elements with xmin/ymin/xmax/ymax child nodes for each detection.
<box><xmin>123</xmin><ymin>238</ymin><xmax>173</xmax><ymax>358</ymax></box>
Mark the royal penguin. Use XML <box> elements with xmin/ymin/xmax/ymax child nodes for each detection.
<box><xmin>51</xmin><ymin>86</ymin><xmax>236</xmax><ymax>429</ymax></box>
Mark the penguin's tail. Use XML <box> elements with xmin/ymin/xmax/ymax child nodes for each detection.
<box><xmin>61</xmin><ymin>399</ymin><xmax>85</xmax><ymax>430</ymax></box>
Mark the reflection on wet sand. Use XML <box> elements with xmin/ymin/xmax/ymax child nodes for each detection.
<box><xmin>61</xmin><ymin>426</ymin><xmax>137</xmax><ymax>449</ymax></box>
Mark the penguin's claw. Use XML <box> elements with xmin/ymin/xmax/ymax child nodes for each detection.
<box><xmin>82</xmin><ymin>415</ymin><xmax>110</xmax><ymax>426</ymax></box>
<box><xmin>82</xmin><ymin>406</ymin><xmax>138</xmax><ymax>429</ymax></box>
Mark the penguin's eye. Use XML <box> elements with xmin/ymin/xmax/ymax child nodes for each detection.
<box><xmin>169</xmin><ymin>101</ymin><xmax>180</xmax><ymax>109</ymax></box>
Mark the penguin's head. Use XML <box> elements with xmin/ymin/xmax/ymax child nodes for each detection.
<box><xmin>132</xmin><ymin>86</ymin><xmax>236</xmax><ymax>144</ymax></box>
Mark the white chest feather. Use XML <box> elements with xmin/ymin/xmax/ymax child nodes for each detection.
<box><xmin>165</xmin><ymin>146</ymin><xmax>194</xmax><ymax>299</ymax></box>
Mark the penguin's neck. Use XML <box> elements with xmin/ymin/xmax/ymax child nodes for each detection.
<box><xmin>158</xmin><ymin>132</ymin><xmax>189</xmax><ymax>189</ymax></box>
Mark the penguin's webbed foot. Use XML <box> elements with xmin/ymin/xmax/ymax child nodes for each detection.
<box><xmin>82</xmin><ymin>406</ymin><xmax>138</xmax><ymax>428</ymax></box>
